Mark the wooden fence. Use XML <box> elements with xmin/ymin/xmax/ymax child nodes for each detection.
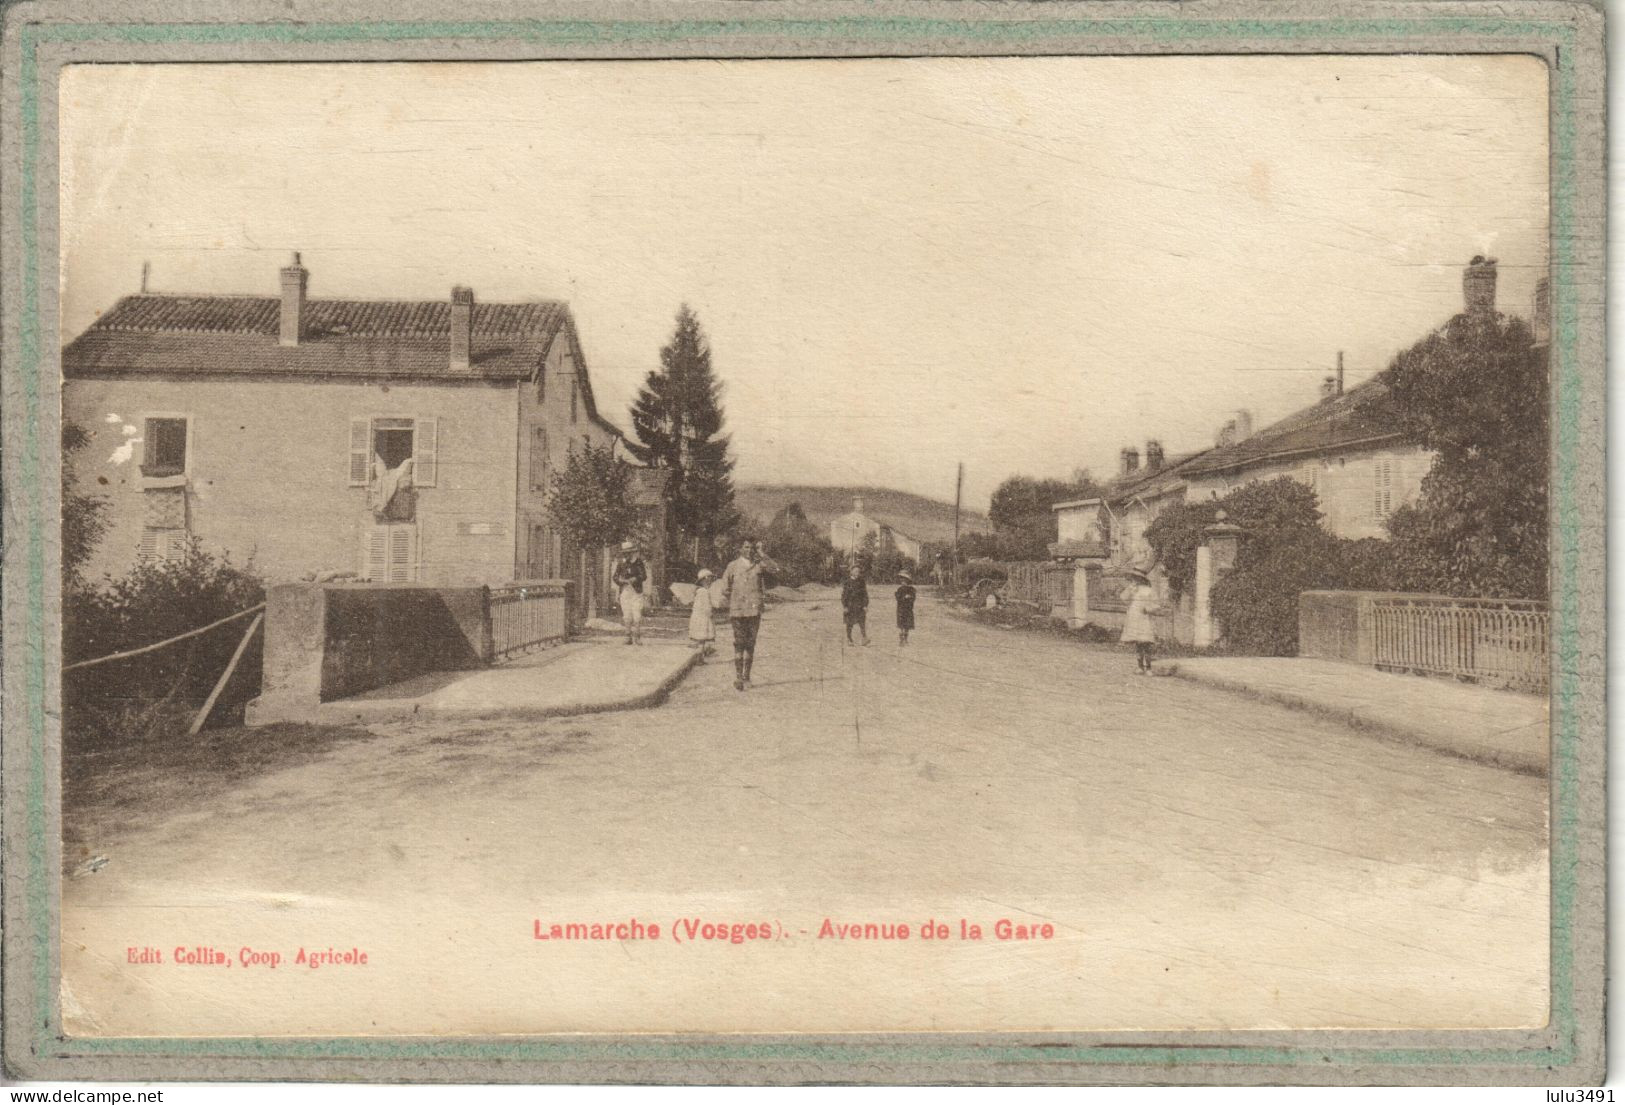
<box><xmin>1369</xmin><ymin>594</ymin><xmax>1549</xmax><ymax>694</ymax></box>
<box><xmin>489</xmin><ymin>580</ymin><xmax>571</xmax><ymax>659</ymax></box>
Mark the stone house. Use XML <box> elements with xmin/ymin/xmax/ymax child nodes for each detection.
<box><xmin>1050</xmin><ymin>255</ymin><xmax>1524</xmax><ymax>642</ymax></box>
<box><xmin>62</xmin><ymin>256</ymin><xmax>633</xmax><ymax>604</ymax></box>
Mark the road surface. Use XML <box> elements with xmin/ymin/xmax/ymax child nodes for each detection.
<box><xmin>61</xmin><ymin>590</ymin><xmax>1549</xmax><ymax>1036</ymax></box>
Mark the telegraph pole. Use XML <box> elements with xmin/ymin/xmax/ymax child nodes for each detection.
<box><xmin>952</xmin><ymin>462</ymin><xmax>963</xmax><ymax>581</ymax></box>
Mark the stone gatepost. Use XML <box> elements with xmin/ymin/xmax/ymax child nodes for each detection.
<box><xmin>1078</xmin><ymin>559</ymin><xmax>1106</xmax><ymax>627</ymax></box>
<box><xmin>1193</xmin><ymin>512</ymin><xmax>1243</xmax><ymax>649</ymax></box>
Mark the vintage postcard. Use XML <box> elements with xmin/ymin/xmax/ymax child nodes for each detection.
<box><xmin>1</xmin><ymin>0</ymin><xmax>1606</xmax><ymax>1087</ymax></box>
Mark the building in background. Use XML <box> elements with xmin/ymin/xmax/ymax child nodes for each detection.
<box><xmin>829</xmin><ymin>496</ymin><xmax>924</xmax><ymax>565</ymax></box>
<box><xmin>1051</xmin><ymin>255</ymin><xmax>1530</xmax><ymax>640</ymax></box>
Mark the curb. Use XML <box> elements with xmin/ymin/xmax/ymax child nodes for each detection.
<box><xmin>310</xmin><ymin>648</ymin><xmax>707</xmax><ymax>727</ymax></box>
<box><xmin>1157</xmin><ymin>662</ymin><xmax>1547</xmax><ymax>778</ymax></box>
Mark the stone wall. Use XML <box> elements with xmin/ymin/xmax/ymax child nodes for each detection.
<box><xmin>247</xmin><ymin>581</ymin><xmax>495</xmax><ymax>724</ymax></box>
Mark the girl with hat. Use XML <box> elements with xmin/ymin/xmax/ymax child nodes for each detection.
<box><xmin>895</xmin><ymin>570</ymin><xmax>917</xmax><ymax>648</ymax></box>
<box><xmin>688</xmin><ymin>568</ymin><xmax>717</xmax><ymax>658</ymax></box>
<box><xmin>1119</xmin><ymin>567</ymin><xmax>1162</xmax><ymax>674</ymax></box>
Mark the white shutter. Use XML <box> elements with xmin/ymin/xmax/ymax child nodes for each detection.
<box><xmin>387</xmin><ymin>523</ymin><xmax>418</xmax><ymax>582</ymax></box>
<box><xmin>362</xmin><ymin>525</ymin><xmax>388</xmax><ymax>581</ymax></box>
<box><xmin>413</xmin><ymin>417</ymin><xmax>438</xmax><ymax>487</ymax></box>
<box><xmin>138</xmin><ymin>528</ymin><xmax>159</xmax><ymax>564</ymax></box>
<box><xmin>349</xmin><ymin>417</ymin><xmax>371</xmax><ymax>486</ymax></box>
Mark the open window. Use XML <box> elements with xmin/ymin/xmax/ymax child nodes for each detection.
<box><xmin>140</xmin><ymin>416</ymin><xmax>189</xmax><ymax>478</ymax></box>
<box><xmin>348</xmin><ymin>416</ymin><xmax>438</xmax><ymax>488</ymax></box>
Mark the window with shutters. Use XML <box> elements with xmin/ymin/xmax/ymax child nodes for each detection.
<box><xmin>347</xmin><ymin>415</ymin><xmax>439</xmax><ymax>488</ymax></box>
<box><xmin>138</xmin><ymin>526</ymin><xmax>187</xmax><ymax>564</ymax></box>
<box><xmin>1373</xmin><ymin>459</ymin><xmax>1394</xmax><ymax>521</ymax></box>
<box><xmin>529</xmin><ymin>426</ymin><xmax>550</xmax><ymax>491</ymax></box>
<box><xmin>361</xmin><ymin>522</ymin><xmax>419</xmax><ymax>582</ymax></box>
<box><xmin>140</xmin><ymin>416</ymin><xmax>189</xmax><ymax>477</ymax></box>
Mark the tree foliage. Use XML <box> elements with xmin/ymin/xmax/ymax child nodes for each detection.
<box><xmin>65</xmin><ymin>540</ymin><xmax>266</xmax><ymax>745</ymax></box>
<box><xmin>1147</xmin><ymin>477</ymin><xmax>1400</xmax><ymax>655</ymax></box>
<box><xmin>545</xmin><ymin>442</ymin><xmax>637</xmax><ymax>550</ymax></box>
<box><xmin>1381</xmin><ymin>310</ymin><xmax>1547</xmax><ymax>598</ymax></box>
<box><xmin>624</xmin><ymin>305</ymin><xmax>740</xmax><ymax>554</ymax></box>
<box><xmin>987</xmin><ymin>472</ymin><xmax>1103</xmax><ymax>560</ymax></box>
<box><xmin>764</xmin><ymin>502</ymin><xmax>839</xmax><ymax>587</ymax></box>
<box><xmin>62</xmin><ymin>421</ymin><xmax>109</xmax><ymax>588</ymax></box>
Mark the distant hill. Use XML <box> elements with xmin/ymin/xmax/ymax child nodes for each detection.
<box><xmin>735</xmin><ymin>484</ymin><xmax>990</xmax><ymax>546</ymax></box>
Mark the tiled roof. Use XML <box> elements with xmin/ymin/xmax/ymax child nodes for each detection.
<box><xmin>1104</xmin><ymin>449</ymin><xmax>1213</xmax><ymax>503</ymax></box>
<box><xmin>63</xmin><ymin>293</ymin><xmax>570</xmax><ymax>381</ymax></box>
<box><xmin>1180</xmin><ymin>376</ymin><xmax>1404</xmax><ymax>476</ymax></box>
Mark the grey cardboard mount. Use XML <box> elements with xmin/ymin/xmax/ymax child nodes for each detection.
<box><xmin>1</xmin><ymin>0</ymin><xmax>1606</xmax><ymax>1087</ymax></box>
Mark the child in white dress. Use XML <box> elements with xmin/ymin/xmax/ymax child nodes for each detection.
<box><xmin>688</xmin><ymin>569</ymin><xmax>717</xmax><ymax>658</ymax></box>
<box><xmin>1119</xmin><ymin>569</ymin><xmax>1161</xmax><ymax>674</ymax></box>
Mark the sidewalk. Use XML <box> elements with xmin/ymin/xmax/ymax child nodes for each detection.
<box><xmin>312</xmin><ymin>639</ymin><xmax>703</xmax><ymax>724</ymax></box>
<box><xmin>1160</xmin><ymin>657</ymin><xmax>1549</xmax><ymax>776</ymax></box>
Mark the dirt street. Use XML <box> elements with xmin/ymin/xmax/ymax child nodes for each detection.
<box><xmin>60</xmin><ymin>591</ymin><xmax>1548</xmax><ymax>1036</ymax></box>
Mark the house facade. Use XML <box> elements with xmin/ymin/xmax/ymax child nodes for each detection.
<box><xmin>63</xmin><ymin>257</ymin><xmax>627</xmax><ymax>594</ymax></box>
<box><xmin>1050</xmin><ymin>255</ymin><xmax>1522</xmax><ymax>641</ymax></box>
<box><xmin>828</xmin><ymin>496</ymin><xmax>924</xmax><ymax>564</ymax></box>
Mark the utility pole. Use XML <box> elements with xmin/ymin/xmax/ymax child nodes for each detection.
<box><xmin>952</xmin><ymin>462</ymin><xmax>963</xmax><ymax>581</ymax></box>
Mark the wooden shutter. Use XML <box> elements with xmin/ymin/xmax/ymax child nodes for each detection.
<box><xmin>1374</xmin><ymin>460</ymin><xmax>1392</xmax><ymax>520</ymax></box>
<box><xmin>413</xmin><ymin>417</ymin><xmax>438</xmax><ymax>487</ymax></box>
<box><xmin>530</xmin><ymin>426</ymin><xmax>549</xmax><ymax>490</ymax></box>
<box><xmin>138</xmin><ymin>528</ymin><xmax>159</xmax><ymax>564</ymax></box>
<box><xmin>348</xmin><ymin>417</ymin><xmax>371</xmax><ymax>486</ymax></box>
<box><xmin>388</xmin><ymin>523</ymin><xmax>418</xmax><ymax>582</ymax></box>
<box><xmin>362</xmin><ymin>524</ymin><xmax>388</xmax><ymax>581</ymax></box>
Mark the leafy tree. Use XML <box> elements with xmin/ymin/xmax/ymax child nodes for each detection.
<box><xmin>625</xmin><ymin>305</ymin><xmax>740</xmax><ymax>559</ymax></box>
<box><xmin>765</xmin><ymin>502</ymin><xmax>838</xmax><ymax>587</ymax></box>
<box><xmin>62</xmin><ymin>421</ymin><xmax>109</xmax><ymax>589</ymax></box>
<box><xmin>855</xmin><ymin>529</ymin><xmax>916</xmax><ymax>585</ymax></box>
<box><xmin>988</xmin><ymin>473</ymin><xmax>1103</xmax><ymax>560</ymax></box>
<box><xmin>546</xmin><ymin>442</ymin><xmax>636</xmax><ymax>551</ymax></box>
<box><xmin>1143</xmin><ymin>500</ymin><xmax>1220</xmax><ymax>600</ymax></box>
<box><xmin>1381</xmin><ymin>310</ymin><xmax>1547</xmax><ymax>598</ymax></box>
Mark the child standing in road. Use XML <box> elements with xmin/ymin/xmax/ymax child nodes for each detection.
<box><xmin>895</xmin><ymin>570</ymin><xmax>917</xmax><ymax>647</ymax></box>
<box><xmin>841</xmin><ymin>564</ymin><xmax>870</xmax><ymax>646</ymax></box>
<box><xmin>688</xmin><ymin>569</ymin><xmax>716</xmax><ymax>658</ymax></box>
<box><xmin>1120</xmin><ymin>568</ymin><xmax>1161</xmax><ymax>674</ymax></box>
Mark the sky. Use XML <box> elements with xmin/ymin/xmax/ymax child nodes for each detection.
<box><xmin>59</xmin><ymin>57</ymin><xmax>1549</xmax><ymax>511</ymax></box>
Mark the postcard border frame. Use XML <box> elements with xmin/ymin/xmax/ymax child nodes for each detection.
<box><xmin>1</xmin><ymin>0</ymin><xmax>1606</xmax><ymax>1086</ymax></box>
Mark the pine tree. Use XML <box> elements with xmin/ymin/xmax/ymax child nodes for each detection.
<box><xmin>625</xmin><ymin>305</ymin><xmax>739</xmax><ymax>559</ymax></box>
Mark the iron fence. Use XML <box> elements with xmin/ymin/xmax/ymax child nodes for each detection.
<box><xmin>489</xmin><ymin>580</ymin><xmax>570</xmax><ymax>659</ymax></box>
<box><xmin>1369</xmin><ymin>594</ymin><xmax>1549</xmax><ymax>694</ymax></box>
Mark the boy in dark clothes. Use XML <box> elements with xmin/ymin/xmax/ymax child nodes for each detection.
<box><xmin>840</xmin><ymin>564</ymin><xmax>870</xmax><ymax>646</ymax></box>
<box><xmin>895</xmin><ymin>570</ymin><xmax>917</xmax><ymax>647</ymax></box>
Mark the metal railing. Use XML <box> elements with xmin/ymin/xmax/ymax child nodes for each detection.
<box><xmin>489</xmin><ymin>580</ymin><xmax>570</xmax><ymax>659</ymax></box>
<box><xmin>1369</xmin><ymin>594</ymin><xmax>1549</xmax><ymax>694</ymax></box>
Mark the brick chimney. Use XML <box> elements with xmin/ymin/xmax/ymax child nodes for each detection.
<box><xmin>1335</xmin><ymin>351</ymin><xmax>1345</xmax><ymax>396</ymax></box>
<box><xmin>1463</xmin><ymin>255</ymin><xmax>1498</xmax><ymax>315</ymax></box>
<box><xmin>853</xmin><ymin>496</ymin><xmax>865</xmax><ymax>516</ymax></box>
<box><xmin>278</xmin><ymin>253</ymin><xmax>308</xmax><ymax>347</ymax></box>
<box><xmin>1234</xmin><ymin>410</ymin><xmax>1253</xmax><ymax>440</ymax></box>
<box><xmin>1119</xmin><ymin>447</ymin><xmax>1140</xmax><ymax>477</ymax></box>
<box><xmin>449</xmin><ymin>286</ymin><xmax>474</xmax><ymax>371</ymax></box>
<box><xmin>1145</xmin><ymin>440</ymin><xmax>1165</xmax><ymax>472</ymax></box>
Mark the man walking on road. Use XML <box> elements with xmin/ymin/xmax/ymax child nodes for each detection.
<box><xmin>612</xmin><ymin>539</ymin><xmax>648</xmax><ymax>646</ymax></box>
<box><xmin>717</xmin><ymin>536</ymin><xmax>781</xmax><ymax>691</ymax></box>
